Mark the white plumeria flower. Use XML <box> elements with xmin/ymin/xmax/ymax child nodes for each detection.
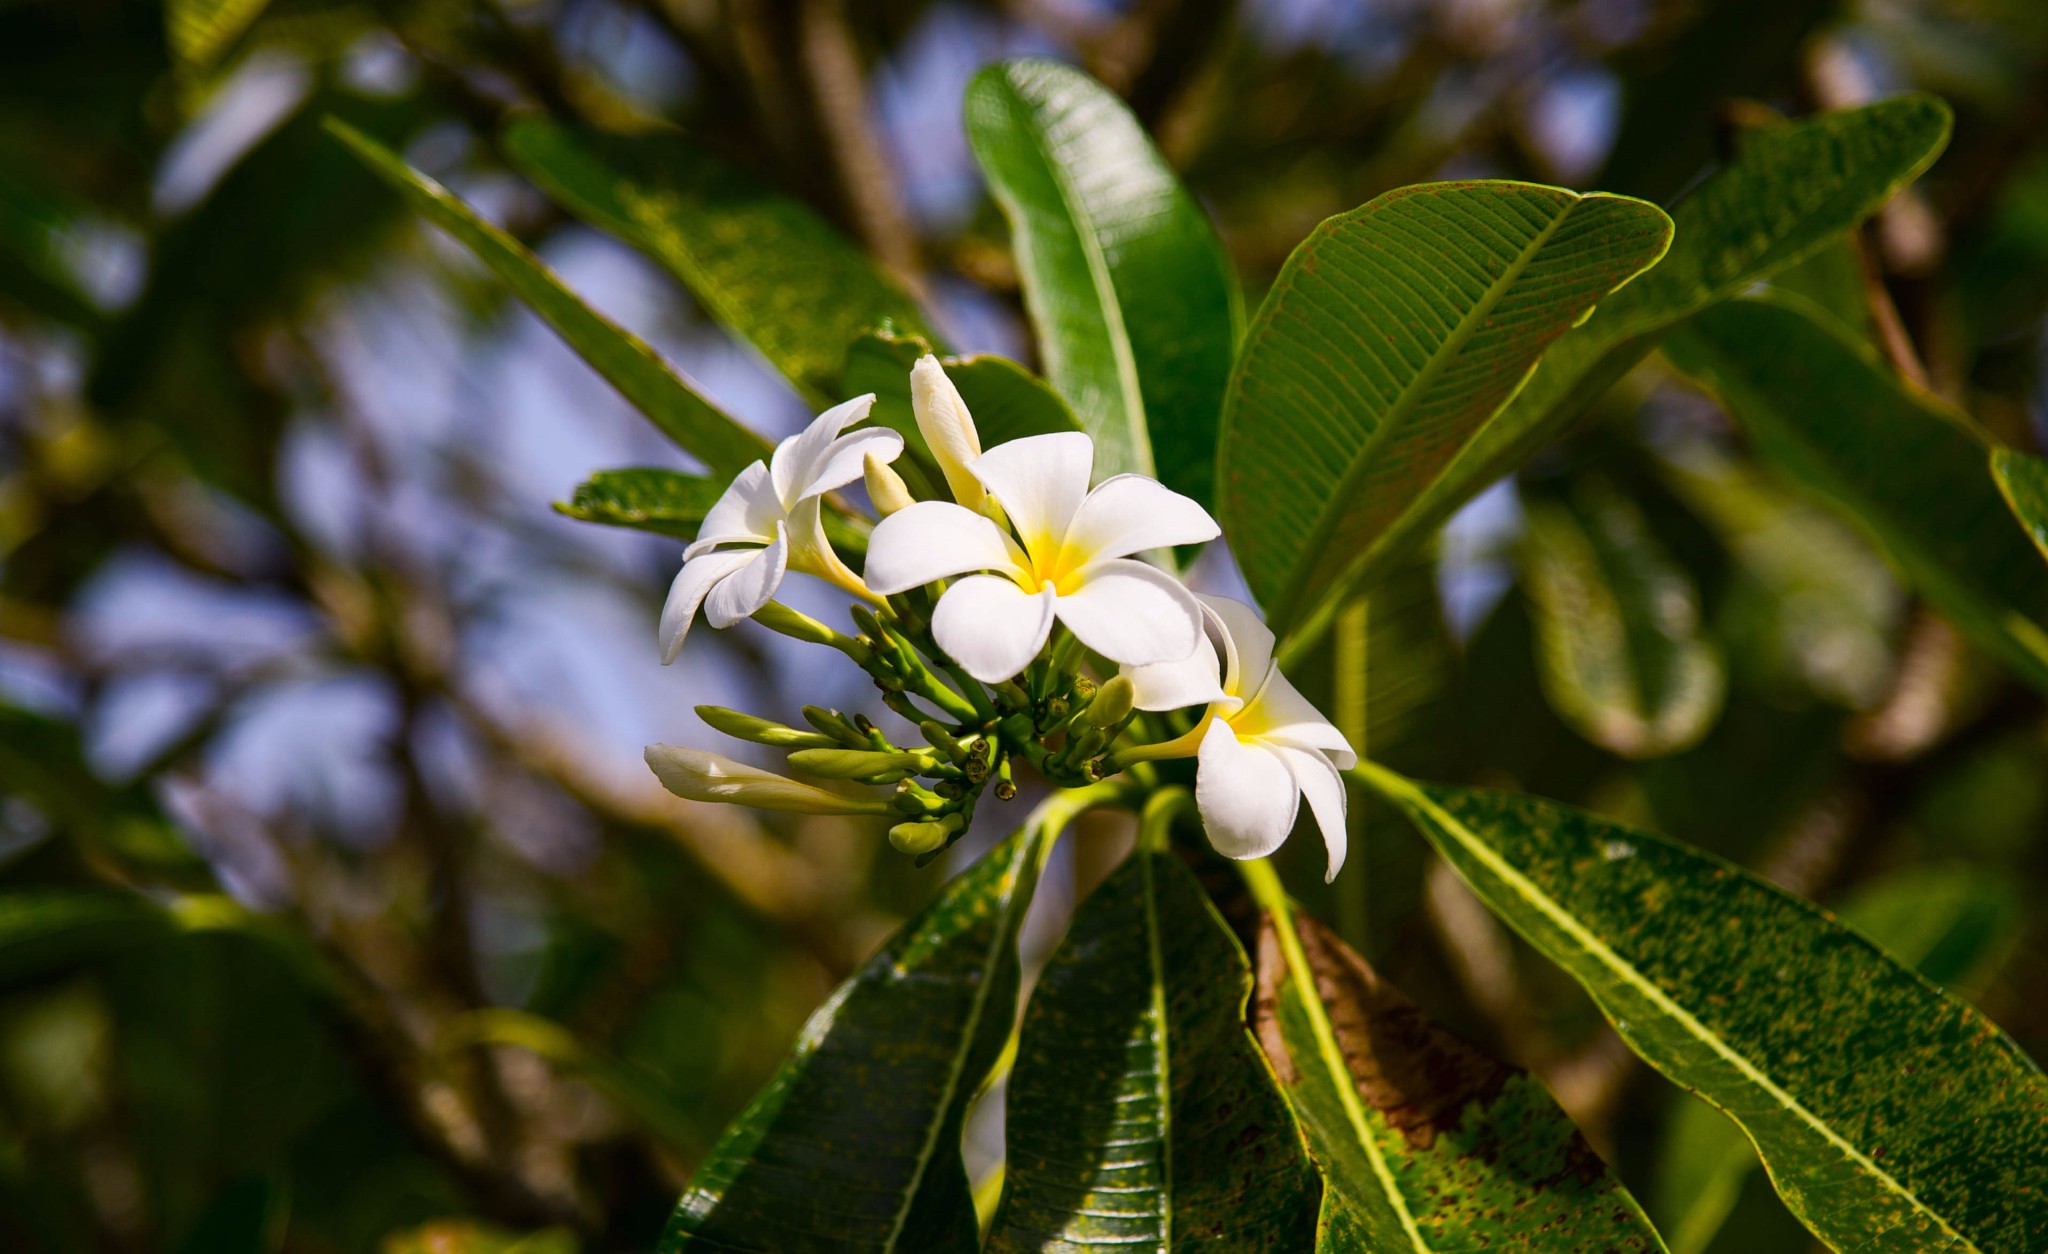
<box><xmin>863</xmin><ymin>431</ymin><xmax>1219</xmax><ymax>683</ymax></box>
<box><xmin>1124</xmin><ymin>595</ymin><xmax>1357</xmax><ymax>880</ymax></box>
<box><xmin>910</xmin><ymin>353</ymin><xmax>990</xmax><ymax>513</ymax></box>
<box><xmin>659</xmin><ymin>395</ymin><xmax>901</xmax><ymax>664</ymax></box>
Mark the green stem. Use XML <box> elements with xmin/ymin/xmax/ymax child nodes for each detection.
<box><xmin>1136</xmin><ymin>786</ymin><xmax>1195</xmax><ymax>854</ymax></box>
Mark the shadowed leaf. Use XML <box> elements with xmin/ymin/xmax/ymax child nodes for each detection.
<box><xmin>1666</xmin><ymin>292</ymin><xmax>2048</xmax><ymax>693</ymax></box>
<box><xmin>1358</xmin><ymin>761</ymin><xmax>2048</xmax><ymax>1254</ymax></box>
<box><xmin>1993</xmin><ymin>446</ymin><xmax>2048</xmax><ymax>565</ymax></box>
<box><xmin>988</xmin><ymin>849</ymin><xmax>1318</xmax><ymax>1252</ymax></box>
<box><xmin>1254</xmin><ymin>902</ymin><xmax>1662</xmax><ymax>1251</ymax></box>
<box><xmin>503</xmin><ymin>118</ymin><xmax>935</xmax><ymax>405</ymax></box>
<box><xmin>965</xmin><ymin>58</ymin><xmax>1240</xmax><ymax>507</ymax></box>
<box><xmin>1218</xmin><ymin>180</ymin><xmax>1672</xmax><ymax>637</ymax></box>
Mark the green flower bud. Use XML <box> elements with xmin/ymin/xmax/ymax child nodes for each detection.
<box><xmin>751</xmin><ymin>601</ymin><xmax>844</xmax><ymax>648</ymax></box>
<box><xmin>1086</xmin><ymin>675</ymin><xmax>1136</xmax><ymax>727</ymax></box>
<box><xmin>787</xmin><ymin>748</ymin><xmax>932</xmax><ymax>780</ymax></box>
<box><xmin>645</xmin><ymin>745</ymin><xmax>891</xmax><ymax>815</ymax></box>
<box><xmin>918</xmin><ymin>721</ymin><xmax>971</xmax><ymax>765</ymax></box>
<box><xmin>696</xmin><ymin>705</ymin><xmax>837</xmax><ymax>749</ymax></box>
<box><xmin>801</xmin><ymin>706</ymin><xmax>867</xmax><ymax>746</ymax></box>
<box><xmin>888</xmin><ymin>813</ymin><xmax>961</xmax><ymax>856</ymax></box>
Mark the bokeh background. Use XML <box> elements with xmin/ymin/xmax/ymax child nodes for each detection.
<box><xmin>3</xmin><ymin>0</ymin><xmax>2047</xmax><ymax>1250</ymax></box>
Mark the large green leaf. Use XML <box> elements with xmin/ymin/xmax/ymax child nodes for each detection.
<box><xmin>167</xmin><ymin>0</ymin><xmax>272</xmax><ymax>70</ymax></box>
<box><xmin>1520</xmin><ymin>478</ymin><xmax>1723</xmax><ymax>757</ymax></box>
<box><xmin>1218</xmin><ymin>181</ymin><xmax>1672</xmax><ymax>635</ymax></box>
<box><xmin>1665</xmin><ymin>292</ymin><xmax>2048</xmax><ymax>693</ymax></box>
<box><xmin>1349</xmin><ymin>97</ymin><xmax>1953</xmax><ymax>637</ymax></box>
<box><xmin>1993</xmin><ymin>446</ymin><xmax>2048</xmax><ymax>565</ymax></box>
<box><xmin>841</xmin><ymin>330</ymin><xmax>1079</xmax><ymax>489</ymax></box>
<box><xmin>661</xmin><ymin>794</ymin><xmax>1094</xmax><ymax>1254</ymax></box>
<box><xmin>964</xmin><ymin>58</ymin><xmax>1240</xmax><ymax>507</ymax></box>
<box><xmin>0</xmin><ymin>891</ymin><xmax>163</xmax><ymax>984</ymax></box>
<box><xmin>326</xmin><ymin>119</ymin><xmax>771</xmax><ymax>479</ymax></box>
<box><xmin>1654</xmin><ymin>865</ymin><xmax>2023</xmax><ymax>1254</ymax></box>
<box><xmin>1250</xmin><ymin>891</ymin><xmax>1663</xmax><ymax>1252</ymax></box>
<box><xmin>502</xmin><ymin>118</ymin><xmax>935</xmax><ymax>406</ymax></box>
<box><xmin>1356</xmin><ymin>761</ymin><xmax>2048</xmax><ymax>1254</ymax></box>
<box><xmin>988</xmin><ymin>849</ymin><xmax>1318</xmax><ymax>1252</ymax></box>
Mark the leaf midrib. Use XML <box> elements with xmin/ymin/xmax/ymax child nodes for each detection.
<box><xmin>1354</xmin><ymin>761</ymin><xmax>1981</xmax><ymax>1254</ymax></box>
<box><xmin>996</xmin><ymin>74</ymin><xmax>1154</xmax><ymax>481</ymax></box>
<box><xmin>1139</xmin><ymin>851</ymin><xmax>1175</xmax><ymax>1247</ymax></box>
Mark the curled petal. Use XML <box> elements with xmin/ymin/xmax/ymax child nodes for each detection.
<box><xmin>1122</xmin><ymin>632</ymin><xmax>1232</xmax><ymax>713</ymax></box>
<box><xmin>704</xmin><ymin>525</ymin><xmax>787</xmax><ymax>628</ymax></box>
<box><xmin>932</xmin><ymin>575</ymin><xmax>1058</xmax><ymax>683</ymax></box>
<box><xmin>1197</xmin><ymin>594</ymin><xmax>1276</xmax><ymax>695</ymax></box>
<box><xmin>688</xmin><ymin>461</ymin><xmax>780</xmax><ymax>559</ymax></box>
<box><xmin>659</xmin><ymin>549</ymin><xmax>758</xmax><ymax>664</ymax></box>
<box><xmin>863</xmin><ymin>500</ymin><xmax>1023</xmax><ymax>595</ymax></box>
<box><xmin>785</xmin><ymin>496</ymin><xmax>869</xmax><ymax>598</ymax></box>
<box><xmin>1273</xmin><ymin>743</ymin><xmax>1348</xmax><ymax>880</ymax></box>
<box><xmin>795</xmin><ymin>427</ymin><xmax>903</xmax><ymax>505</ymax></box>
<box><xmin>1054</xmin><ymin>559</ymin><xmax>1202</xmax><ymax>667</ymax></box>
<box><xmin>970</xmin><ymin>432</ymin><xmax>1094</xmax><ymax>552</ymax></box>
<box><xmin>1194</xmin><ymin>719</ymin><xmax>1300</xmax><ymax>860</ymax></box>
<box><xmin>1063</xmin><ymin>473</ymin><xmax>1219</xmax><ymax>563</ymax></box>
<box><xmin>769</xmin><ymin>393</ymin><xmax>879</xmax><ymax>505</ymax></box>
<box><xmin>1238</xmin><ymin>664</ymin><xmax>1357</xmax><ymax>769</ymax></box>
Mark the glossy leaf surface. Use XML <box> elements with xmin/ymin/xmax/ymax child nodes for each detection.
<box><xmin>988</xmin><ymin>850</ymin><xmax>1318</xmax><ymax>1252</ymax></box>
<box><xmin>965</xmin><ymin>58</ymin><xmax>1239</xmax><ymax>506</ymax></box>
<box><xmin>1370</xmin><ymin>97</ymin><xmax>1952</xmax><ymax>611</ymax></box>
<box><xmin>1219</xmin><ymin>181</ymin><xmax>1672</xmax><ymax>633</ymax></box>
<box><xmin>328</xmin><ymin>119</ymin><xmax>771</xmax><ymax>478</ymax></box>
<box><xmin>1666</xmin><ymin>292</ymin><xmax>2048</xmax><ymax>692</ymax></box>
<box><xmin>1521</xmin><ymin>480</ymin><xmax>1723</xmax><ymax>757</ymax></box>
<box><xmin>1654</xmin><ymin>865</ymin><xmax>2023</xmax><ymax>1254</ymax></box>
<box><xmin>1358</xmin><ymin>761</ymin><xmax>2048</xmax><ymax>1254</ymax></box>
<box><xmin>504</xmin><ymin>119</ymin><xmax>935</xmax><ymax>405</ymax></box>
<box><xmin>1994</xmin><ymin>445</ymin><xmax>2048</xmax><ymax>565</ymax></box>
<box><xmin>1253</xmin><ymin>901</ymin><xmax>1662</xmax><ymax>1252</ymax></box>
<box><xmin>660</xmin><ymin>815</ymin><xmax>1063</xmax><ymax>1253</ymax></box>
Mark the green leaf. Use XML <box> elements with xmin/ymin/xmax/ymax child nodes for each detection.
<box><xmin>1653</xmin><ymin>865</ymin><xmax>2023</xmax><ymax>1254</ymax></box>
<box><xmin>325</xmin><ymin>118</ymin><xmax>771</xmax><ymax>479</ymax></box>
<box><xmin>1665</xmin><ymin>292</ymin><xmax>2048</xmax><ymax>693</ymax></box>
<box><xmin>1993</xmin><ymin>446</ymin><xmax>2048</xmax><ymax>566</ymax></box>
<box><xmin>1520</xmin><ymin>478</ymin><xmax>1724</xmax><ymax>757</ymax></box>
<box><xmin>452</xmin><ymin>1008</ymin><xmax>704</xmax><ymax>1155</ymax></box>
<box><xmin>0</xmin><ymin>892</ymin><xmax>163</xmax><ymax>984</ymax></box>
<box><xmin>502</xmin><ymin>118</ymin><xmax>935</xmax><ymax>405</ymax></box>
<box><xmin>1357</xmin><ymin>760</ymin><xmax>2048</xmax><ymax>1254</ymax></box>
<box><xmin>1219</xmin><ymin>181</ymin><xmax>1673</xmax><ymax>636</ymax></box>
<box><xmin>841</xmin><ymin>330</ymin><xmax>1080</xmax><ymax>488</ymax></box>
<box><xmin>1366</xmin><ymin>97</ymin><xmax>1953</xmax><ymax>620</ymax></box>
<box><xmin>965</xmin><ymin>58</ymin><xmax>1240</xmax><ymax>507</ymax></box>
<box><xmin>988</xmin><ymin>849</ymin><xmax>1318</xmax><ymax>1252</ymax></box>
<box><xmin>661</xmin><ymin>794</ymin><xmax>1096</xmax><ymax>1254</ymax></box>
<box><xmin>1251</xmin><ymin>894</ymin><xmax>1663</xmax><ymax>1252</ymax></box>
<box><xmin>167</xmin><ymin>0</ymin><xmax>272</xmax><ymax>70</ymax></box>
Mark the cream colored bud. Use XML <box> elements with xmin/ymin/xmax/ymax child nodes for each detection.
<box><xmin>645</xmin><ymin>745</ymin><xmax>891</xmax><ymax>815</ymax></box>
<box><xmin>910</xmin><ymin>354</ymin><xmax>986</xmax><ymax>509</ymax></box>
<box><xmin>1087</xmin><ymin>675</ymin><xmax>1137</xmax><ymax>727</ymax></box>
<box><xmin>888</xmin><ymin>812</ymin><xmax>963</xmax><ymax>856</ymax></box>
<box><xmin>864</xmin><ymin>450</ymin><xmax>916</xmax><ymax>516</ymax></box>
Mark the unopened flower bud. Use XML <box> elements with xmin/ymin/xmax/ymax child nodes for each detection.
<box><xmin>865</xmin><ymin>450</ymin><xmax>916</xmax><ymax>516</ymax></box>
<box><xmin>919</xmin><ymin>720</ymin><xmax>972</xmax><ymax>766</ymax></box>
<box><xmin>645</xmin><ymin>745</ymin><xmax>891</xmax><ymax>815</ymax></box>
<box><xmin>1087</xmin><ymin>675</ymin><xmax>1136</xmax><ymax>728</ymax></box>
<box><xmin>801</xmin><ymin>706</ymin><xmax>868</xmax><ymax>746</ymax></box>
<box><xmin>752</xmin><ymin>601</ymin><xmax>845</xmax><ymax>648</ymax></box>
<box><xmin>696</xmin><ymin>704</ymin><xmax>837</xmax><ymax>749</ymax></box>
<box><xmin>787</xmin><ymin>748</ymin><xmax>931</xmax><ymax>780</ymax></box>
<box><xmin>888</xmin><ymin>813</ymin><xmax>961</xmax><ymax>856</ymax></box>
<box><xmin>910</xmin><ymin>354</ymin><xmax>987</xmax><ymax>510</ymax></box>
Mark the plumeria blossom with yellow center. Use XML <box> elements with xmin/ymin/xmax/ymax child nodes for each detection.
<box><xmin>862</xmin><ymin>430</ymin><xmax>1220</xmax><ymax>683</ymax></box>
<box><xmin>1122</xmin><ymin>594</ymin><xmax>1357</xmax><ymax>879</ymax></box>
<box><xmin>658</xmin><ymin>394</ymin><xmax>900</xmax><ymax>663</ymax></box>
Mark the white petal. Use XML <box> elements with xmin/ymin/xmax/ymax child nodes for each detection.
<box><xmin>1272</xmin><ymin>743</ymin><xmax>1348</xmax><ymax>880</ymax></box>
<box><xmin>1197</xmin><ymin>594</ymin><xmax>1276</xmax><ymax>695</ymax></box>
<box><xmin>704</xmin><ymin>525</ymin><xmax>788</xmax><ymax>627</ymax></box>
<box><xmin>784</xmin><ymin>496</ymin><xmax>866</xmax><ymax>593</ymax></box>
<box><xmin>1063</xmin><ymin>474</ymin><xmax>1219</xmax><ymax>562</ymax></box>
<box><xmin>912</xmin><ymin>354</ymin><xmax>985</xmax><ymax>507</ymax></box>
<box><xmin>863</xmin><ymin>500</ymin><xmax>1024</xmax><ymax>595</ymax></box>
<box><xmin>687</xmin><ymin>461</ymin><xmax>780</xmax><ymax>559</ymax></box>
<box><xmin>1122</xmin><ymin>632</ymin><xmax>1231</xmax><ymax>713</ymax></box>
<box><xmin>658</xmin><ymin>549</ymin><xmax>757</xmax><ymax>663</ymax></box>
<box><xmin>794</xmin><ymin>427</ymin><xmax>903</xmax><ymax>504</ymax></box>
<box><xmin>1240</xmin><ymin>664</ymin><xmax>1358</xmax><ymax>768</ymax></box>
<box><xmin>1053</xmin><ymin>559</ymin><xmax>1201</xmax><ymax>667</ymax></box>
<box><xmin>769</xmin><ymin>394</ymin><xmax>877</xmax><ymax>505</ymax></box>
<box><xmin>969</xmin><ymin>431</ymin><xmax>1094</xmax><ymax>552</ymax></box>
<box><xmin>1194</xmin><ymin>719</ymin><xmax>1300</xmax><ymax>860</ymax></box>
<box><xmin>932</xmin><ymin>576</ymin><xmax>1057</xmax><ymax>683</ymax></box>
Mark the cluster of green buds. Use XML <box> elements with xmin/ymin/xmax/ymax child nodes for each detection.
<box><xmin>685</xmin><ymin>598</ymin><xmax>1141</xmax><ymax>862</ymax></box>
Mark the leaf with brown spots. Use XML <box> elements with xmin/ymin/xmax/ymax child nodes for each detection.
<box><xmin>1254</xmin><ymin>904</ymin><xmax>1663</xmax><ymax>1251</ymax></box>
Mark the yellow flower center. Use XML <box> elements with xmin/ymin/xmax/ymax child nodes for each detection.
<box><xmin>1011</xmin><ymin>531</ymin><xmax>1089</xmax><ymax>597</ymax></box>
